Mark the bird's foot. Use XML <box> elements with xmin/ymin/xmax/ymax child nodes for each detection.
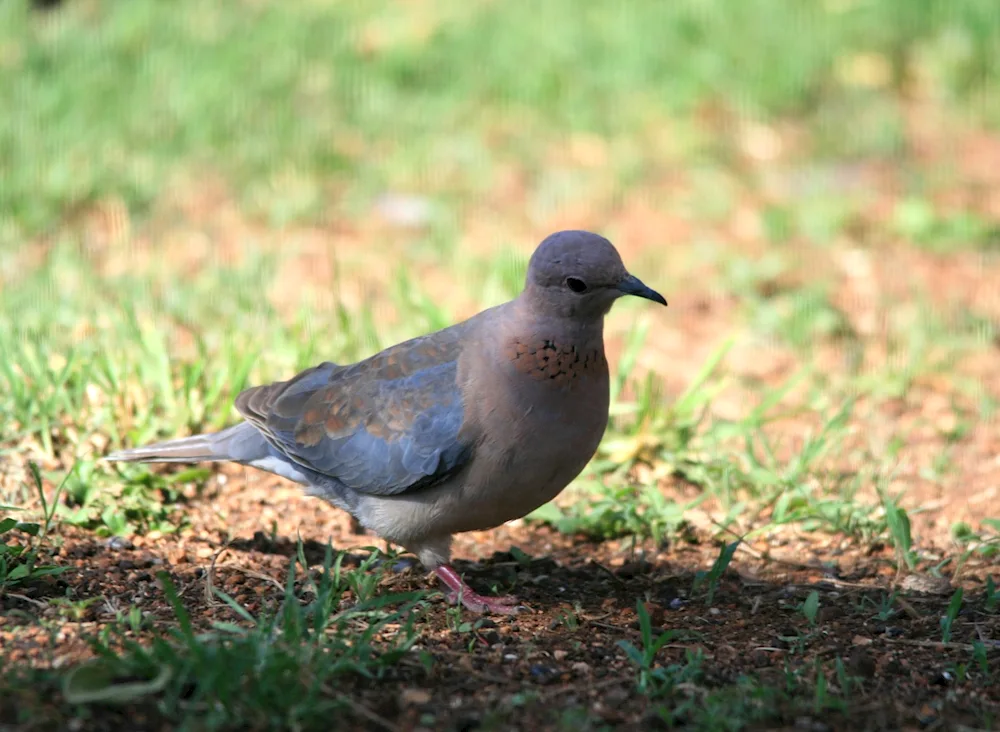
<box><xmin>444</xmin><ymin>589</ymin><xmax>522</xmax><ymax>614</ymax></box>
<box><xmin>434</xmin><ymin>565</ymin><xmax>525</xmax><ymax>615</ymax></box>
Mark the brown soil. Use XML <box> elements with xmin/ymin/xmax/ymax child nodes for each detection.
<box><xmin>2</xmin><ymin>467</ymin><xmax>999</xmax><ymax>731</ymax></box>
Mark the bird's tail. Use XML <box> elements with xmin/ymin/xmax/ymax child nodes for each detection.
<box><xmin>104</xmin><ymin>422</ymin><xmax>264</xmax><ymax>464</ymax></box>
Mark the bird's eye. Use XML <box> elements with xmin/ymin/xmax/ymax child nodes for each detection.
<box><xmin>565</xmin><ymin>277</ymin><xmax>588</xmax><ymax>293</ymax></box>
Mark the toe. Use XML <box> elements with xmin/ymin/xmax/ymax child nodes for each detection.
<box><xmin>444</xmin><ymin>590</ymin><xmax>525</xmax><ymax>615</ymax></box>
<box><xmin>492</xmin><ymin>595</ymin><xmax>521</xmax><ymax>606</ymax></box>
<box><xmin>484</xmin><ymin>601</ymin><xmax>523</xmax><ymax>616</ymax></box>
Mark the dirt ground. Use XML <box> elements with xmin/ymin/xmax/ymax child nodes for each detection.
<box><xmin>2</xmin><ymin>463</ymin><xmax>999</xmax><ymax>731</ymax></box>
<box><xmin>4</xmin><ymin>254</ymin><xmax>1000</xmax><ymax>729</ymax></box>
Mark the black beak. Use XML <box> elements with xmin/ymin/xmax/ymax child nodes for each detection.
<box><xmin>617</xmin><ymin>274</ymin><xmax>667</xmax><ymax>306</ymax></box>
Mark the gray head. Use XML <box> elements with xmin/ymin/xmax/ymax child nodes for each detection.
<box><xmin>522</xmin><ymin>230</ymin><xmax>667</xmax><ymax>319</ymax></box>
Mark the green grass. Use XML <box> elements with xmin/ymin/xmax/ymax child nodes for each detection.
<box><xmin>617</xmin><ymin>600</ymin><xmax>872</xmax><ymax>730</ymax></box>
<box><xmin>0</xmin><ymin>463</ymin><xmax>66</xmax><ymax>593</ymax></box>
<box><xmin>4</xmin><ymin>543</ymin><xmax>427</xmax><ymax>730</ymax></box>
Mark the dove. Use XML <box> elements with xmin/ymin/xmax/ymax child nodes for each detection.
<box><xmin>106</xmin><ymin>230</ymin><xmax>667</xmax><ymax>614</ymax></box>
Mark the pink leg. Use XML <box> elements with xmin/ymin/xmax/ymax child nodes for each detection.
<box><xmin>434</xmin><ymin>565</ymin><xmax>523</xmax><ymax>615</ymax></box>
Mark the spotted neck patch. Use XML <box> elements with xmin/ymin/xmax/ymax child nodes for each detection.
<box><xmin>505</xmin><ymin>337</ymin><xmax>607</xmax><ymax>386</ymax></box>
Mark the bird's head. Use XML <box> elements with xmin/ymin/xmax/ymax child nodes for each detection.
<box><xmin>522</xmin><ymin>230</ymin><xmax>666</xmax><ymax>320</ymax></box>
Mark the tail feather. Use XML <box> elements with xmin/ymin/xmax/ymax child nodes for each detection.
<box><xmin>105</xmin><ymin>422</ymin><xmax>264</xmax><ymax>464</ymax></box>
<box><xmin>105</xmin><ymin>434</ymin><xmax>220</xmax><ymax>463</ymax></box>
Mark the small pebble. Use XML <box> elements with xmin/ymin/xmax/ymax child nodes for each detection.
<box><xmin>917</xmin><ymin>704</ymin><xmax>938</xmax><ymax>725</ymax></box>
<box><xmin>401</xmin><ymin>688</ymin><xmax>432</xmax><ymax>705</ymax></box>
<box><xmin>105</xmin><ymin>536</ymin><xmax>133</xmax><ymax>551</ymax></box>
<box><xmin>932</xmin><ymin>670</ymin><xmax>954</xmax><ymax>686</ymax></box>
<box><xmin>529</xmin><ymin>665</ymin><xmax>557</xmax><ymax>683</ymax></box>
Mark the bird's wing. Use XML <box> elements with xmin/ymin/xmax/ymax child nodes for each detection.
<box><xmin>234</xmin><ymin>329</ymin><xmax>472</xmax><ymax>496</ymax></box>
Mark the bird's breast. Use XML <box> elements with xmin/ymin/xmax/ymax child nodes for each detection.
<box><xmin>442</xmin><ymin>334</ymin><xmax>610</xmax><ymax>531</ymax></box>
<box><xmin>490</xmin><ymin>334</ymin><xmax>610</xmax><ymax>437</ymax></box>
<box><xmin>503</xmin><ymin>336</ymin><xmax>608</xmax><ymax>388</ymax></box>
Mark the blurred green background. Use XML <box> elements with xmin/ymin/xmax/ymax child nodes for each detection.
<box><xmin>3</xmin><ymin>0</ymin><xmax>999</xmax><ymax>238</ymax></box>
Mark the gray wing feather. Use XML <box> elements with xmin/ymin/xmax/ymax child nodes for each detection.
<box><xmin>234</xmin><ymin>330</ymin><xmax>472</xmax><ymax>496</ymax></box>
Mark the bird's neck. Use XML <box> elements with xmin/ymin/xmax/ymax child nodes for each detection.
<box><xmin>508</xmin><ymin>296</ymin><xmax>606</xmax><ymax>352</ymax></box>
